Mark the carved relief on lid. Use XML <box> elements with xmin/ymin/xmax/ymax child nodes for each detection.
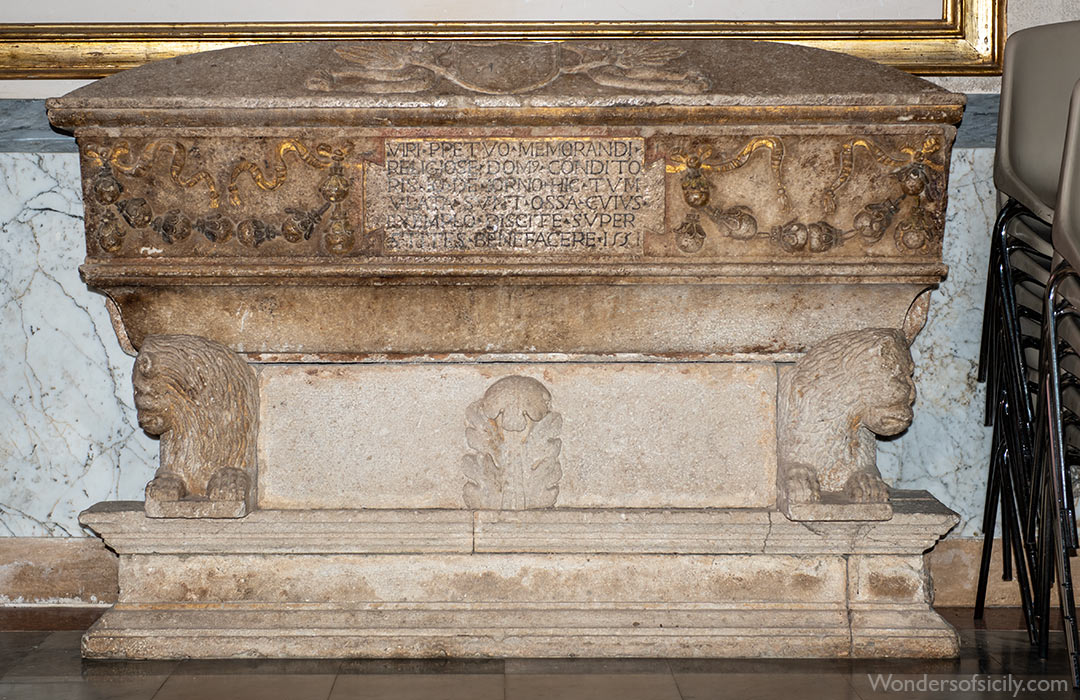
<box><xmin>307</xmin><ymin>42</ymin><xmax>711</xmax><ymax>96</ymax></box>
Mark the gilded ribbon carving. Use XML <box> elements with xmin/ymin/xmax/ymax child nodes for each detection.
<box><xmin>86</xmin><ymin>140</ymin><xmax>220</xmax><ymax>208</ymax></box>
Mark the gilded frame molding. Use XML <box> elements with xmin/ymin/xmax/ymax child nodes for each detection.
<box><xmin>0</xmin><ymin>0</ymin><xmax>1002</xmax><ymax>80</ymax></box>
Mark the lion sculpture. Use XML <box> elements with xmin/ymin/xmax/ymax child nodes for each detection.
<box><xmin>133</xmin><ymin>334</ymin><xmax>259</xmax><ymax>518</ymax></box>
<box><xmin>777</xmin><ymin>328</ymin><xmax>916</xmax><ymax>521</ymax></box>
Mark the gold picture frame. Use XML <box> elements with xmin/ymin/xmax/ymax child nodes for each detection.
<box><xmin>0</xmin><ymin>0</ymin><xmax>1003</xmax><ymax>80</ymax></box>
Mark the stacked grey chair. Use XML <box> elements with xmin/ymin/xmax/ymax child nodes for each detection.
<box><xmin>1036</xmin><ymin>77</ymin><xmax>1080</xmax><ymax>687</ymax></box>
<box><xmin>976</xmin><ymin>19</ymin><xmax>1080</xmax><ymax>687</ymax></box>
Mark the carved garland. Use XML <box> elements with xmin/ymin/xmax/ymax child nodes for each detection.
<box><xmin>83</xmin><ymin>139</ymin><xmax>360</xmax><ymax>255</ymax></box>
<box><xmin>667</xmin><ymin>134</ymin><xmax>946</xmax><ymax>255</ymax></box>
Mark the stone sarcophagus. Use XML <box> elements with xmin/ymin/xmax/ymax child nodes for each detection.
<box><xmin>48</xmin><ymin>38</ymin><xmax>964</xmax><ymax>659</ymax></box>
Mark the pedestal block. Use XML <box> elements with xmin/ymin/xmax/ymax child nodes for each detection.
<box><xmin>81</xmin><ymin>492</ymin><xmax>958</xmax><ymax>659</ymax></box>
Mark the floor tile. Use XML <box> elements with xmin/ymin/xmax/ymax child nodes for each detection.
<box><xmin>848</xmin><ymin>651</ymin><xmax>1007</xmax><ymax>679</ymax></box>
<box><xmin>329</xmin><ymin>673</ymin><xmax>504</xmax><ymax>700</ymax></box>
<box><xmin>668</xmin><ymin>658</ymin><xmax>853</xmax><ymax>674</ymax></box>
<box><xmin>339</xmin><ymin>658</ymin><xmax>503</xmax><ymax>674</ymax></box>
<box><xmin>676</xmin><ymin>672</ymin><xmax>859</xmax><ymax>700</ymax></box>
<box><xmin>79</xmin><ymin>660</ymin><xmax>179</xmax><ymax>680</ymax></box>
<box><xmin>506</xmin><ymin>673</ymin><xmax>680</xmax><ymax>700</ymax></box>
<box><xmin>505</xmin><ymin>658</ymin><xmax>671</xmax><ymax>674</ymax></box>
<box><xmin>153</xmin><ymin>673</ymin><xmax>336</xmax><ymax>700</ymax></box>
<box><xmin>174</xmin><ymin>657</ymin><xmax>342</xmax><ymax>675</ymax></box>
<box><xmin>0</xmin><ymin>634</ymin><xmax>49</xmax><ymax>658</ymax></box>
<box><xmin>36</xmin><ymin>632</ymin><xmax>85</xmax><ymax>651</ymax></box>
<box><xmin>0</xmin><ymin>678</ymin><xmax>165</xmax><ymax>700</ymax></box>
<box><xmin>0</xmin><ymin>634</ymin><xmax>50</xmax><ymax>680</ymax></box>
<box><xmin>1</xmin><ymin>636</ymin><xmax>86</xmax><ymax>681</ymax></box>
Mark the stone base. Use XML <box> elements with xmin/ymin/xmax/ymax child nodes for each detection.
<box><xmin>780</xmin><ymin>495</ymin><xmax>893</xmax><ymax>522</ymax></box>
<box><xmin>79</xmin><ymin>491</ymin><xmax>959</xmax><ymax>660</ymax></box>
<box><xmin>144</xmin><ymin>498</ymin><xmax>248</xmax><ymax>519</ymax></box>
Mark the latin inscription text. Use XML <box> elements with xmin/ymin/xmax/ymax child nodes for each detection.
<box><xmin>379</xmin><ymin>138</ymin><xmax>651</xmax><ymax>254</ymax></box>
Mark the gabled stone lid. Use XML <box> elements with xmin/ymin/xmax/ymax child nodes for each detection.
<box><xmin>48</xmin><ymin>39</ymin><xmax>964</xmax><ymax>128</ymax></box>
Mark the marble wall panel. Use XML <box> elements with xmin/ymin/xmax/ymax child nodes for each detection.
<box><xmin>0</xmin><ymin>153</ymin><xmax>155</xmax><ymax>536</ymax></box>
<box><xmin>0</xmin><ymin>149</ymin><xmax>996</xmax><ymax>537</ymax></box>
<box><xmin>878</xmin><ymin>148</ymin><xmax>995</xmax><ymax>536</ymax></box>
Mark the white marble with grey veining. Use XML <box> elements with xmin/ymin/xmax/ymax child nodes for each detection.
<box><xmin>0</xmin><ymin>149</ymin><xmax>997</xmax><ymax>537</ymax></box>
<box><xmin>0</xmin><ymin>153</ymin><xmax>155</xmax><ymax>536</ymax></box>
<box><xmin>878</xmin><ymin>148</ymin><xmax>995</xmax><ymax>537</ymax></box>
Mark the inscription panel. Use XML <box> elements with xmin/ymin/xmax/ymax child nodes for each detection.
<box><xmin>367</xmin><ymin>137</ymin><xmax>663</xmax><ymax>255</ymax></box>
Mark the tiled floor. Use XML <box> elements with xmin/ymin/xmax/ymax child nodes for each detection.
<box><xmin>0</xmin><ymin>608</ymin><xmax>1077</xmax><ymax>699</ymax></box>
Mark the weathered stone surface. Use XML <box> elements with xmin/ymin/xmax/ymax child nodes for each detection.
<box><xmin>97</xmin><ymin>280</ymin><xmax>940</xmax><ymax>358</ymax></box>
<box><xmin>51</xmin><ymin>38</ymin><xmax>964</xmax><ymax>661</ymax></box>
<box><xmin>134</xmin><ymin>335</ymin><xmax>258</xmax><ymax>518</ymax></box>
<box><xmin>474</xmin><ymin>491</ymin><xmax>958</xmax><ymax>555</ymax></box>
<box><xmin>79</xmin><ymin>501</ymin><xmax>474</xmax><ymax>554</ymax></box>
<box><xmin>79</xmin><ymin>491</ymin><xmax>957</xmax><ymax>557</ymax></box>
<box><xmin>0</xmin><ymin>537</ymin><xmax>117</xmax><ymax>605</ymax></box>
<box><xmin>46</xmin><ymin>39</ymin><xmax>959</xmax><ymax>359</ymax></box>
<box><xmin>78</xmin><ymin>493</ymin><xmax>956</xmax><ymax>659</ymax></box>
<box><xmin>46</xmin><ymin>40</ymin><xmax>963</xmax><ymax>119</ymax></box>
<box><xmin>255</xmin><ymin>362</ymin><xmax>777</xmax><ymax>510</ymax></box>
<box><xmin>777</xmin><ymin>328</ymin><xmax>916</xmax><ymax>521</ymax></box>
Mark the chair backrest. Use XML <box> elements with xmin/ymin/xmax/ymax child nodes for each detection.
<box><xmin>995</xmin><ymin>20</ymin><xmax>1080</xmax><ymax>222</ymax></box>
<box><xmin>1053</xmin><ymin>79</ymin><xmax>1080</xmax><ymax>272</ymax></box>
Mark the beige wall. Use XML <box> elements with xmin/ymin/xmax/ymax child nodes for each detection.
<box><xmin>2</xmin><ymin>0</ymin><xmax>942</xmax><ymax>23</ymax></box>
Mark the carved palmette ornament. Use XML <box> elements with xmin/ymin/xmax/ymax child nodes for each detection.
<box><xmin>776</xmin><ymin>328</ymin><xmax>916</xmax><ymax>520</ymax></box>
<box><xmin>133</xmin><ymin>334</ymin><xmax>259</xmax><ymax>518</ymax></box>
<box><xmin>462</xmin><ymin>376</ymin><xmax>563</xmax><ymax>509</ymax></box>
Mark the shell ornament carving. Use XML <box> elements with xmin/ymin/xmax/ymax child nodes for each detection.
<box><xmin>462</xmin><ymin>376</ymin><xmax>563</xmax><ymax>509</ymax></box>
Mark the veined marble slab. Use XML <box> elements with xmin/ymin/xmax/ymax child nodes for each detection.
<box><xmin>0</xmin><ymin>148</ymin><xmax>994</xmax><ymax>537</ymax></box>
<box><xmin>0</xmin><ymin>153</ymin><xmax>155</xmax><ymax>536</ymax></box>
<box><xmin>877</xmin><ymin>148</ymin><xmax>995</xmax><ymax>537</ymax></box>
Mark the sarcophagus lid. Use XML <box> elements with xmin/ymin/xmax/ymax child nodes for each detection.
<box><xmin>46</xmin><ymin>40</ymin><xmax>963</xmax><ymax>359</ymax></box>
<box><xmin>48</xmin><ymin>39</ymin><xmax>962</xmax><ymax>127</ymax></box>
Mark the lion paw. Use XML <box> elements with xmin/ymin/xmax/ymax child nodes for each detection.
<box><xmin>145</xmin><ymin>473</ymin><xmax>185</xmax><ymax>502</ymax></box>
<box><xmin>782</xmin><ymin>464</ymin><xmax>821</xmax><ymax>504</ymax></box>
<box><xmin>844</xmin><ymin>472</ymin><xmax>890</xmax><ymax>503</ymax></box>
<box><xmin>207</xmin><ymin>468</ymin><xmax>250</xmax><ymax>502</ymax></box>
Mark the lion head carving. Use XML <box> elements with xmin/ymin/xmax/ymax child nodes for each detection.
<box><xmin>133</xmin><ymin>334</ymin><xmax>258</xmax><ymax>517</ymax></box>
<box><xmin>777</xmin><ymin>328</ymin><xmax>915</xmax><ymax>518</ymax></box>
